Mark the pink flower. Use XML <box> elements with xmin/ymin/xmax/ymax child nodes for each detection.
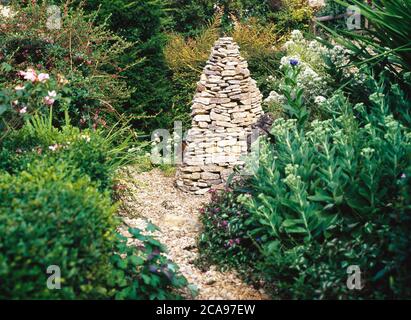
<box><xmin>19</xmin><ymin>68</ymin><xmax>37</xmax><ymax>82</ymax></box>
<box><xmin>44</xmin><ymin>91</ymin><xmax>57</xmax><ymax>106</ymax></box>
<box><xmin>44</xmin><ymin>96</ymin><xmax>55</xmax><ymax>105</ymax></box>
<box><xmin>37</xmin><ymin>73</ymin><xmax>50</xmax><ymax>83</ymax></box>
<box><xmin>19</xmin><ymin>106</ymin><xmax>27</xmax><ymax>114</ymax></box>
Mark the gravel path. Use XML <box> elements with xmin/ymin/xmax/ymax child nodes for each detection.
<box><xmin>116</xmin><ymin>166</ymin><xmax>267</xmax><ymax>300</ymax></box>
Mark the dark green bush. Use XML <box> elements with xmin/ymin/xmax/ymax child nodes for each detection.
<box><xmin>66</xmin><ymin>0</ymin><xmax>175</xmax><ymax>131</ymax></box>
<box><xmin>0</xmin><ymin>159</ymin><xmax>188</xmax><ymax>299</ymax></box>
<box><xmin>0</xmin><ymin>161</ymin><xmax>118</xmax><ymax>299</ymax></box>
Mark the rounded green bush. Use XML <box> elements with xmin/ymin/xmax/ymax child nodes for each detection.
<box><xmin>0</xmin><ymin>161</ymin><xmax>118</xmax><ymax>299</ymax></box>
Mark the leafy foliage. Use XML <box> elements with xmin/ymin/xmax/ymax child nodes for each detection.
<box><xmin>0</xmin><ymin>161</ymin><xmax>118</xmax><ymax>299</ymax></box>
<box><xmin>0</xmin><ymin>1</ymin><xmax>134</xmax><ymax>129</ymax></box>
<box><xmin>270</xmin><ymin>0</ymin><xmax>313</xmax><ymax>32</ymax></box>
<box><xmin>198</xmin><ymin>188</ymin><xmax>260</xmax><ymax>273</ymax></box>
<box><xmin>111</xmin><ymin>227</ymin><xmax>188</xmax><ymax>300</ymax></box>
<box><xmin>70</xmin><ymin>0</ymin><xmax>175</xmax><ymax>131</ymax></box>
<box><xmin>0</xmin><ymin>113</ymin><xmax>135</xmax><ymax>191</ymax></box>
<box><xmin>0</xmin><ymin>115</ymin><xmax>188</xmax><ymax>299</ymax></box>
<box><xmin>200</xmin><ymin>81</ymin><xmax>411</xmax><ymax>299</ymax></box>
<box><xmin>324</xmin><ymin>0</ymin><xmax>411</xmax><ymax>85</ymax></box>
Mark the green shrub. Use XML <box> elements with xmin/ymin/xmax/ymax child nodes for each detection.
<box><xmin>0</xmin><ymin>114</ymin><xmax>135</xmax><ymax>191</ymax></box>
<box><xmin>270</xmin><ymin>0</ymin><xmax>313</xmax><ymax>32</ymax></box>
<box><xmin>0</xmin><ymin>159</ymin><xmax>188</xmax><ymax>299</ymax></box>
<box><xmin>164</xmin><ymin>0</ymin><xmax>217</xmax><ymax>37</ymax></box>
<box><xmin>0</xmin><ymin>1</ymin><xmax>134</xmax><ymax>129</ymax></box>
<box><xmin>0</xmin><ymin>113</ymin><xmax>188</xmax><ymax>299</ymax></box>
<box><xmin>0</xmin><ymin>161</ymin><xmax>118</xmax><ymax>299</ymax></box>
<box><xmin>63</xmin><ymin>0</ymin><xmax>175</xmax><ymax>132</ymax></box>
<box><xmin>236</xmin><ymin>88</ymin><xmax>411</xmax><ymax>299</ymax></box>
<box><xmin>200</xmin><ymin>82</ymin><xmax>411</xmax><ymax>299</ymax></box>
<box><xmin>198</xmin><ymin>188</ymin><xmax>260</xmax><ymax>272</ymax></box>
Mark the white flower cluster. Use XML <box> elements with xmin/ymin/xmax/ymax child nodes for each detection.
<box><xmin>0</xmin><ymin>5</ymin><xmax>16</xmax><ymax>18</ymax></box>
<box><xmin>278</xmin><ymin>30</ymin><xmax>330</xmax><ymax>99</ymax></box>
<box><xmin>264</xmin><ymin>90</ymin><xmax>285</xmax><ymax>105</ymax></box>
<box><xmin>314</xmin><ymin>95</ymin><xmax>326</xmax><ymax>105</ymax></box>
<box><xmin>265</xmin><ymin>29</ymin><xmax>372</xmax><ymax>107</ymax></box>
<box><xmin>279</xmin><ymin>55</ymin><xmax>328</xmax><ymax>100</ymax></box>
<box><xmin>327</xmin><ymin>45</ymin><xmax>368</xmax><ymax>86</ymax></box>
<box><xmin>327</xmin><ymin>45</ymin><xmax>350</xmax><ymax>68</ymax></box>
<box><xmin>283</xmin><ymin>30</ymin><xmax>328</xmax><ymax>67</ymax></box>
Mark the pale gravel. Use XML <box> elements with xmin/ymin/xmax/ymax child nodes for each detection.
<box><xmin>116</xmin><ymin>166</ymin><xmax>268</xmax><ymax>300</ymax></box>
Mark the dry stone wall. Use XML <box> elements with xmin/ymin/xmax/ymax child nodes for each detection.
<box><xmin>176</xmin><ymin>37</ymin><xmax>263</xmax><ymax>194</ymax></box>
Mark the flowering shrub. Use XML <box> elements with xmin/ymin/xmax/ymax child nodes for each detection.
<box><xmin>198</xmin><ymin>188</ymin><xmax>261</xmax><ymax>274</ymax></box>
<box><xmin>0</xmin><ymin>2</ymin><xmax>133</xmax><ymax>129</ymax></box>
<box><xmin>264</xmin><ymin>30</ymin><xmax>329</xmax><ymax>115</ymax></box>
<box><xmin>237</xmin><ymin>87</ymin><xmax>411</xmax><ymax>298</ymax></box>
<box><xmin>264</xmin><ymin>30</ymin><xmax>367</xmax><ymax>117</ymax></box>
<box><xmin>0</xmin><ymin>68</ymin><xmax>67</xmax><ymax>123</ymax></box>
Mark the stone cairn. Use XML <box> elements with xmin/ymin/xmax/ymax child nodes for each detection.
<box><xmin>176</xmin><ymin>37</ymin><xmax>263</xmax><ymax>194</ymax></box>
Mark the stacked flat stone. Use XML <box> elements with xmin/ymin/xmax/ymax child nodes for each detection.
<box><xmin>176</xmin><ymin>37</ymin><xmax>263</xmax><ymax>194</ymax></box>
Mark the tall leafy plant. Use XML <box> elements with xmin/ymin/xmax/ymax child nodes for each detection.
<box><xmin>323</xmin><ymin>0</ymin><xmax>411</xmax><ymax>76</ymax></box>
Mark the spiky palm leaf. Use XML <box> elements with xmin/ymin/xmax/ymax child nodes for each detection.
<box><xmin>322</xmin><ymin>0</ymin><xmax>411</xmax><ymax>75</ymax></box>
